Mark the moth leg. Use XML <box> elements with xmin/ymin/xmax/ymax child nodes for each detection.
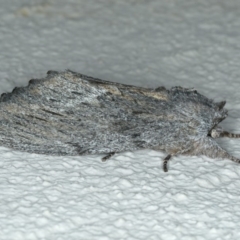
<box><xmin>190</xmin><ymin>137</ymin><xmax>240</xmax><ymax>164</ymax></box>
<box><xmin>211</xmin><ymin>127</ymin><xmax>240</xmax><ymax>138</ymax></box>
<box><xmin>163</xmin><ymin>154</ymin><xmax>172</xmax><ymax>172</ymax></box>
<box><xmin>102</xmin><ymin>152</ymin><xmax>115</xmax><ymax>162</ymax></box>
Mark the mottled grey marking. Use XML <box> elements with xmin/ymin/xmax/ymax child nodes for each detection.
<box><xmin>0</xmin><ymin>70</ymin><xmax>239</xmax><ymax>171</ymax></box>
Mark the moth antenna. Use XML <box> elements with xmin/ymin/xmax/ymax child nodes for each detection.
<box><xmin>163</xmin><ymin>154</ymin><xmax>171</xmax><ymax>172</ymax></box>
<box><xmin>220</xmin><ymin>131</ymin><xmax>240</xmax><ymax>138</ymax></box>
<box><xmin>211</xmin><ymin>128</ymin><xmax>240</xmax><ymax>138</ymax></box>
<box><xmin>102</xmin><ymin>152</ymin><xmax>115</xmax><ymax>162</ymax></box>
<box><xmin>229</xmin><ymin>155</ymin><xmax>240</xmax><ymax>163</ymax></box>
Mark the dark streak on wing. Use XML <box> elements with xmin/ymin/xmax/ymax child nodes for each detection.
<box><xmin>42</xmin><ymin>109</ymin><xmax>64</xmax><ymax>116</ymax></box>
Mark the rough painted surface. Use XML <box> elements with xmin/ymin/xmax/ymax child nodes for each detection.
<box><xmin>1</xmin><ymin>0</ymin><xmax>240</xmax><ymax>239</ymax></box>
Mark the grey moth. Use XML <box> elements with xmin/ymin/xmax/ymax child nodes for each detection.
<box><xmin>0</xmin><ymin>70</ymin><xmax>239</xmax><ymax>172</ymax></box>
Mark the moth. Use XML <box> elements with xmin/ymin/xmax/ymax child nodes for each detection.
<box><xmin>0</xmin><ymin>70</ymin><xmax>239</xmax><ymax>172</ymax></box>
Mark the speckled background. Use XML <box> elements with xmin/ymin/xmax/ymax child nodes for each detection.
<box><xmin>1</xmin><ymin>0</ymin><xmax>240</xmax><ymax>239</ymax></box>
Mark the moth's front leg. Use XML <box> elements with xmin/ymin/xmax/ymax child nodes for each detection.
<box><xmin>189</xmin><ymin>137</ymin><xmax>240</xmax><ymax>163</ymax></box>
<box><xmin>163</xmin><ymin>154</ymin><xmax>172</xmax><ymax>172</ymax></box>
<box><xmin>101</xmin><ymin>152</ymin><xmax>115</xmax><ymax>162</ymax></box>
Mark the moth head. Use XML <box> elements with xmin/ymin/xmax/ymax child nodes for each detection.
<box><xmin>210</xmin><ymin>128</ymin><xmax>221</xmax><ymax>138</ymax></box>
<box><xmin>208</xmin><ymin>101</ymin><xmax>227</xmax><ymax>137</ymax></box>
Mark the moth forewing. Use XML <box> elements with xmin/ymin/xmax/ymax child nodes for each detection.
<box><xmin>0</xmin><ymin>70</ymin><xmax>239</xmax><ymax>171</ymax></box>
